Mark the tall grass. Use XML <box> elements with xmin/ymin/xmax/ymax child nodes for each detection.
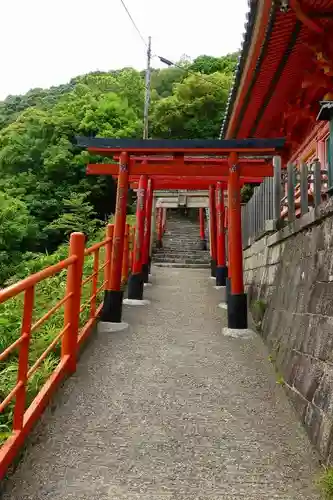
<box><xmin>0</xmin><ymin>219</ymin><xmax>135</xmax><ymax>443</ymax></box>
<box><xmin>0</xmin><ymin>220</ymin><xmax>134</xmax><ymax>442</ymax></box>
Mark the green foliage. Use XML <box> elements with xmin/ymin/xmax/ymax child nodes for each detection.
<box><xmin>0</xmin><ymin>227</ymin><xmax>106</xmax><ymax>438</ymax></box>
<box><xmin>241</xmin><ymin>184</ymin><xmax>256</xmax><ymax>203</ymax></box>
<box><xmin>0</xmin><ymin>54</ymin><xmax>235</xmax><ymax>285</ymax></box>
<box><xmin>46</xmin><ymin>192</ymin><xmax>100</xmax><ymax>238</ymax></box>
<box><xmin>0</xmin><ymin>52</ymin><xmax>236</xmax><ymax>444</ymax></box>
<box><xmin>250</xmin><ymin>298</ymin><xmax>267</xmax><ymax>331</ymax></box>
<box><xmin>318</xmin><ymin>467</ymin><xmax>333</xmax><ymax>499</ymax></box>
<box><xmin>190</xmin><ymin>53</ymin><xmax>238</xmax><ymax>75</ymax></box>
<box><xmin>151</xmin><ymin>72</ymin><xmax>231</xmax><ymax>139</ymax></box>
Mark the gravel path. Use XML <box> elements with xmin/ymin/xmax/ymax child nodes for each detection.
<box><xmin>2</xmin><ymin>267</ymin><xmax>320</xmax><ymax>499</ymax></box>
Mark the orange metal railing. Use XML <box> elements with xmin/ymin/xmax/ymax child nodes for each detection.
<box><xmin>0</xmin><ymin>223</ymin><xmax>131</xmax><ymax>478</ymax></box>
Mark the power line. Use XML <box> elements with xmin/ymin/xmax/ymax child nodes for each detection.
<box><xmin>119</xmin><ymin>0</ymin><xmax>147</xmax><ymax>47</ymax></box>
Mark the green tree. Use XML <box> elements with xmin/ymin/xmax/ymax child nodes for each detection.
<box><xmin>46</xmin><ymin>192</ymin><xmax>100</xmax><ymax>238</ymax></box>
<box><xmin>190</xmin><ymin>53</ymin><xmax>238</xmax><ymax>75</ymax></box>
<box><xmin>151</xmin><ymin>72</ymin><xmax>231</xmax><ymax>139</ymax></box>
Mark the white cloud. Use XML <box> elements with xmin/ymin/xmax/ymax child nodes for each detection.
<box><xmin>0</xmin><ymin>0</ymin><xmax>248</xmax><ymax>99</ymax></box>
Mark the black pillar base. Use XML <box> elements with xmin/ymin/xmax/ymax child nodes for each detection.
<box><xmin>142</xmin><ymin>263</ymin><xmax>149</xmax><ymax>283</ymax></box>
<box><xmin>148</xmin><ymin>256</ymin><xmax>152</xmax><ymax>274</ymax></box>
<box><xmin>216</xmin><ymin>266</ymin><xmax>228</xmax><ymax>287</ymax></box>
<box><xmin>227</xmin><ymin>293</ymin><xmax>248</xmax><ymax>329</ymax></box>
<box><xmin>200</xmin><ymin>239</ymin><xmax>207</xmax><ymax>251</ymax></box>
<box><xmin>226</xmin><ymin>277</ymin><xmax>231</xmax><ymax>306</ymax></box>
<box><xmin>128</xmin><ymin>272</ymin><xmax>144</xmax><ymax>300</ymax></box>
<box><xmin>156</xmin><ymin>240</ymin><xmax>163</xmax><ymax>249</ymax></box>
<box><xmin>100</xmin><ymin>290</ymin><xmax>124</xmax><ymax>323</ymax></box>
<box><xmin>210</xmin><ymin>259</ymin><xmax>216</xmax><ymax>278</ymax></box>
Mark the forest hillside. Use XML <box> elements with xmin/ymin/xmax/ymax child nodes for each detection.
<box><xmin>0</xmin><ymin>53</ymin><xmax>237</xmax><ymax>285</ymax></box>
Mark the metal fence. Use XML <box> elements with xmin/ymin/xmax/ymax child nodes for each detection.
<box><xmin>241</xmin><ymin>157</ymin><xmax>328</xmax><ymax>248</ymax></box>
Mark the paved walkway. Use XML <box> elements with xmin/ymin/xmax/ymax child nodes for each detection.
<box><xmin>2</xmin><ymin>268</ymin><xmax>320</xmax><ymax>499</ymax></box>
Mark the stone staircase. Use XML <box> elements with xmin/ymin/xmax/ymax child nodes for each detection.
<box><xmin>153</xmin><ymin>212</ymin><xmax>210</xmax><ymax>268</ymax></box>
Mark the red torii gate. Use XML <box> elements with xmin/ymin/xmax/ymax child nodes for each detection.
<box><xmin>90</xmin><ymin>172</ymin><xmax>264</xmax><ymax>286</ymax></box>
<box><xmin>90</xmin><ymin>173</ymin><xmax>263</xmax><ymax>287</ymax></box>
<box><xmin>77</xmin><ymin>136</ymin><xmax>284</xmax><ymax>330</ymax></box>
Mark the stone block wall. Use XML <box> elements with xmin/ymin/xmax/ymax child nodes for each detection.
<box><xmin>243</xmin><ymin>198</ymin><xmax>333</xmax><ymax>462</ymax></box>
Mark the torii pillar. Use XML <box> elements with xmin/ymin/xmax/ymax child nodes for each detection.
<box><xmin>142</xmin><ymin>178</ymin><xmax>154</xmax><ymax>283</ymax></box>
<box><xmin>215</xmin><ymin>182</ymin><xmax>227</xmax><ymax>287</ymax></box>
<box><xmin>100</xmin><ymin>152</ymin><xmax>129</xmax><ymax>327</ymax></box>
<box><xmin>124</xmin><ymin>174</ymin><xmax>149</xmax><ymax>304</ymax></box>
<box><xmin>208</xmin><ymin>185</ymin><xmax>217</xmax><ymax>278</ymax></box>
<box><xmin>227</xmin><ymin>152</ymin><xmax>247</xmax><ymax>329</ymax></box>
<box><xmin>199</xmin><ymin>208</ymin><xmax>207</xmax><ymax>250</ymax></box>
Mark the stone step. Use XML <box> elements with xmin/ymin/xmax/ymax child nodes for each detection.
<box><xmin>160</xmin><ymin>240</ymin><xmax>203</xmax><ymax>245</ymax></box>
<box><xmin>153</xmin><ymin>258</ymin><xmax>210</xmax><ymax>264</ymax></box>
<box><xmin>153</xmin><ymin>251</ymin><xmax>209</xmax><ymax>257</ymax></box>
<box><xmin>154</xmin><ymin>262</ymin><xmax>210</xmax><ymax>269</ymax></box>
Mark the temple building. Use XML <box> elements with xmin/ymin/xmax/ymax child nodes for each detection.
<box><xmin>221</xmin><ymin>0</ymin><xmax>333</xmax><ymax>190</ymax></box>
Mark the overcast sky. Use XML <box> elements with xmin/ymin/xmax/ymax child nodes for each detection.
<box><xmin>0</xmin><ymin>0</ymin><xmax>248</xmax><ymax>100</ymax></box>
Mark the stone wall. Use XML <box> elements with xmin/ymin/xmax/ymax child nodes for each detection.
<box><xmin>243</xmin><ymin>198</ymin><xmax>333</xmax><ymax>462</ymax></box>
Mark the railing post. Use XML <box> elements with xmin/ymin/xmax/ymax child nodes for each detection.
<box><xmin>253</xmin><ymin>187</ymin><xmax>258</xmax><ymax>238</ymax></box>
<box><xmin>104</xmin><ymin>224</ymin><xmax>114</xmax><ymax>289</ymax></box>
<box><xmin>313</xmin><ymin>160</ymin><xmax>322</xmax><ymax>208</ymax></box>
<box><xmin>121</xmin><ymin>224</ymin><xmax>130</xmax><ymax>286</ymax></box>
<box><xmin>62</xmin><ymin>232</ymin><xmax>85</xmax><ymax>374</ymax></box>
<box><xmin>287</xmin><ymin>162</ymin><xmax>296</xmax><ymax>222</ymax></box>
<box><xmin>273</xmin><ymin>156</ymin><xmax>282</xmax><ymax>223</ymax></box>
<box><xmin>300</xmin><ymin>161</ymin><xmax>309</xmax><ymax>216</ymax></box>
<box><xmin>13</xmin><ymin>286</ymin><xmax>34</xmax><ymax>431</ymax></box>
<box><xmin>90</xmin><ymin>249</ymin><xmax>99</xmax><ymax>319</ymax></box>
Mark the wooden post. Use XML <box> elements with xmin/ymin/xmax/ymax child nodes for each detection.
<box><xmin>208</xmin><ymin>185</ymin><xmax>217</xmax><ymax>278</ymax></box>
<box><xmin>227</xmin><ymin>152</ymin><xmax>247</xmax><ymax>329</ymax></box>
<box><xmin>215</xmin><ymin>182</ymin><xmax>227</xmax><ymax>286</ymax></box>
<box><xmin>199</xmin><ymin>208</ymin><xmax>207</xmax><ymax>250</ymax></box>
<box><xmin>142</xmin><ymin>178</ymin><xmax>153</xmax><ymax>283</ymax></box>
<box><xmin>300</xmin><ymin>161</ymin><xmax>309</xmax><ymax>216</ymax></box>
<box><xmin>101</xmin><ymin>152</ymin><xmax>129</xmax><ymax>322</ymax></box>
<box><xmin>121</xmin><ymin>224</ymin><xmax>130</xmax><ymax>286</ymax></box>
<box><xmin>226</xmin><ymin>182</ymin><xmax>232</xmax><ymax>305</ymax></box>
<box><xmin>129</xmin><ymin>226</ymin><xmax>135</xmax><ymax>273</ymax></box>
<box><xmin>127</xmin><ymin>174</ymin><xmax>148</xmax><ymax>300</ymax></box>
<box><xmin>13</xmin><ymin>286</ymin><xmax>34</xmax><ymax>430</ymax></box>
<box><xmin>273</xmin><ymin>156</ymin><xmax>282</xmax><ymax>223</ymax></box>
<box><xmin>287</xmin><ymin>162</ymin><xmax>296</xmax><ymax>222</ymax></box>
<box><xmin>162</xmin><ymin>208</ymin><xmax>167</xmax><ymax>234</ymax></box>
<box><xmin>313</xmin><ymin>160</ymin><xmax>322</xmax><ymax>208</ymax></box>
<box><xmin>157</xmin><ymin>207</ymin><xmax>163</xmax><ymax>248</ymax></box>
<box><xmin>63</xmin><ymin>232</ymin><xmax>85</xmax><ymax>372</ymax></box>
<box><xmin>104</xmin><ymin>224</ymin><xmax>114</xmax><ymax>289</ymax></box>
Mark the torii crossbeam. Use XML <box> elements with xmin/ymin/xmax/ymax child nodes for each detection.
<box><xmin>77</xmin><ymin>136</ymin><xmax>285</xmax><ymax>331</ymax></box>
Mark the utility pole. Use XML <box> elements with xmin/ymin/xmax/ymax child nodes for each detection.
<box><xmin>143</xmin><ymin>36</ymin><xmax>152</xmax><ymax>139</ymax></box>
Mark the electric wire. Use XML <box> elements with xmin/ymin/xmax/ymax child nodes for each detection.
<box><xmin>119</xmin><ymin>0</ymin><xmax>147</xmax><ymax>47</ymax></box>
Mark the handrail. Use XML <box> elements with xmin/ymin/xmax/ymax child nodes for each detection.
<box><xmin>0</xmin><ymin>256</ymin><xmax>76</xmax><ymax>303</ymax></box>
<box><xmin>242</xmin><ymin>160</ymin><xmax>328</xmax><ymax>248</ymax></box>
<box><xmin>0</xmin><ymin>224</ymin><xmax>129</xmax><ymax>479</ymax></box>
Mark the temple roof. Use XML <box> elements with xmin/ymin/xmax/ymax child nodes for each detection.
<box><xmin>221</xmin><ymin>0</ymin><xmax>333</xmax><ymax>158</ymax></box>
